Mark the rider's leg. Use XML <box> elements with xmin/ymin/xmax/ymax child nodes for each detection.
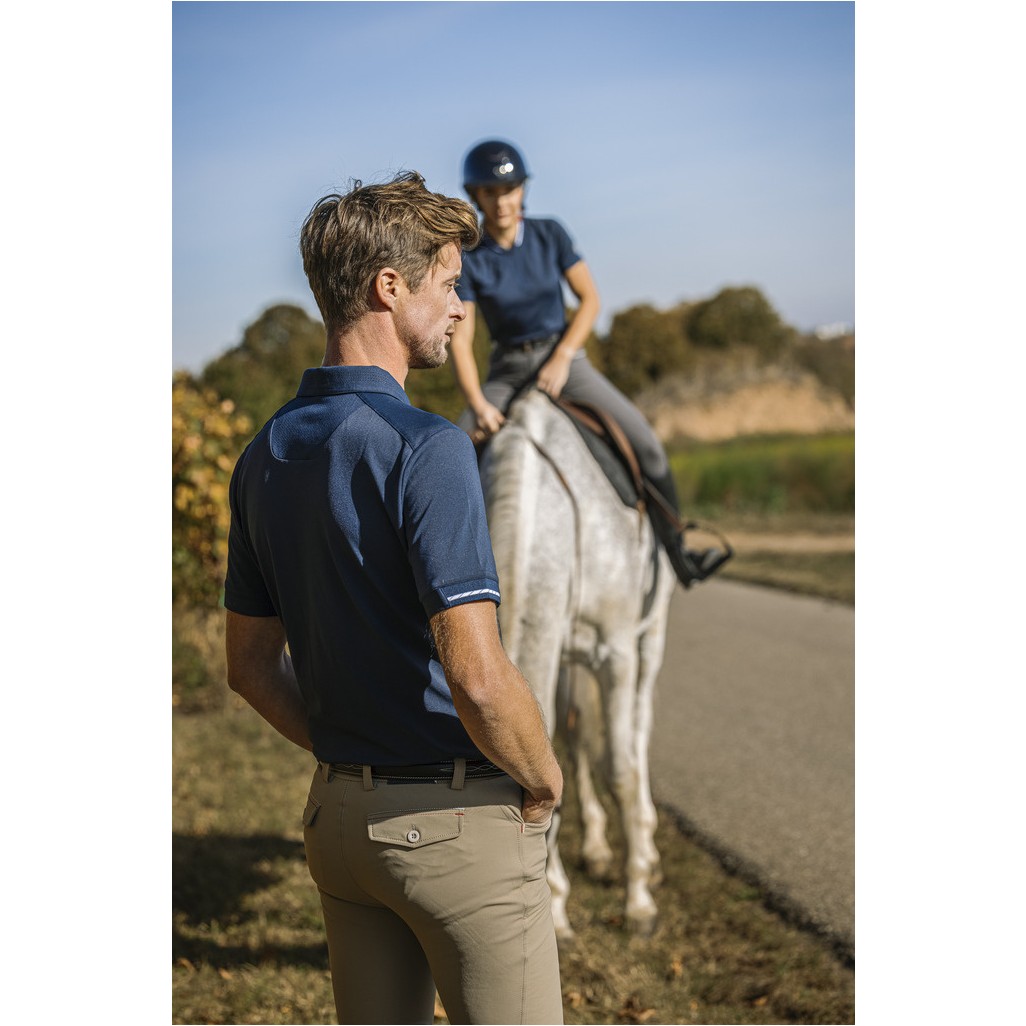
<box><xmin>646</xmin><ymin>466</ymin><xmax>731</xmax><ymax>588</ymax></box>
<box><xmin>560</xmin><ymin>352</ymin><xmax>729</xmax><ymax>588</ymax></box>
<box><xmin>560</xmin><ymin>351</ymin><xmax>670</xmax><ymax>481</ymax></box>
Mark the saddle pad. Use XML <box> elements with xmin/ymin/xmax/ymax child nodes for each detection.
<box><xmin>564</xmin><ymin>411</ymin><xmax>642</xmax><ymax>510</ymax></box>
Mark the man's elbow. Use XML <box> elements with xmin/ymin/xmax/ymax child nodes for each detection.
<box><xmin>225</xmin><ymin>648</ymin><xmax>264</xmax><ymax>702</ymax></box>
<box><xmin>450</xmin><ymin>672</ymin><xmax>511</xmax><ymax>722</ymax></box>
<box><xmin>225</xmin><ymin>662</ymin><xmax>254</xmax><ymax>701</ymax></box>
<box><xmin>226</xmin><ymin>665</ymin><xmax>244</xmax><ymax>696</ymax></box>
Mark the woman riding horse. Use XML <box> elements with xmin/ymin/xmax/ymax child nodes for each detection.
<box><xmin>449</xmin><ymin>138</ymin><xmax>726</xmax><ymax>589</ymax></box>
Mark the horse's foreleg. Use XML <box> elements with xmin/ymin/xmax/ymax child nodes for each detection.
<box><xmin>575</xmin><ymin>746</ymin><xmax>614</xmax><ymax>880</ymax></box>
<box><xmin>635</xmin><ymin>587</ymin><xmax>672</xmax><ymax>890</ymax></box>
<box><xmin>631</xmin><ymin>663</ymin><xmax>662</xmax><ymax>891</ymax></box>
<box><xmin>600</xmin><ymin>647</ymin><xmax>659</xmax><ymax>936</ymax></box>
<box><xmin>564</xmin><ymin>668</ymin><xmax>614</xmax><ymax>881</ymax></box>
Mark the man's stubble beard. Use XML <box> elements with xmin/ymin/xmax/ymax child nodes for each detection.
<box><xmin>407</xmin><ymin>336</ymin><xmax>450</xmax><ymax>371</ymax></box>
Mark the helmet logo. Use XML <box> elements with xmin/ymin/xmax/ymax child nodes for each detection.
<box><xmin>463</xmin><ymin>141</ymin><xmax>527</xmax><ymax>188</ymax></box>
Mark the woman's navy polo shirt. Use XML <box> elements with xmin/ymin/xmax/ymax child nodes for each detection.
<box><xmin>456</xmin><ymin>216</ymin><xmax>582</xmax><ymax>345</ymax></box>
<box><xmin>225</xmin><ymin>365</ymin><xmax>501</xmax><ymax>765</ymax></box>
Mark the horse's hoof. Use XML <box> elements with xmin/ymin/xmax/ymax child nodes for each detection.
<box><xmin>627</xmin><ymin>911</ymin><xmax>658</xmax><ymax>938</ymax></box>
<box><xmin>584</xmin><ymin>855</ymin><xmax>612</xmax><ymax>881</ymax></box>
<box><xmin>555</xmin><ymin>925</ymin><xmax>577</xmax><ymax>952</ymax></box>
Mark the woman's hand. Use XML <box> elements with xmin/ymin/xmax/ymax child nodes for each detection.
<box><xmin>470</xmin><ymin>400</ymin><xmax>506</xmax><ymax>444</ymax></box>
<box><xmin>536</xmin><ymin>347</ymin><xmax>574</xmax><ymax>398</ymax></box>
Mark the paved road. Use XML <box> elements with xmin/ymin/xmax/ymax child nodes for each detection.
<box><xmin>648</xmin><ymin>579</ymin><xmax>854</xmax><ymax>953</ymax></box>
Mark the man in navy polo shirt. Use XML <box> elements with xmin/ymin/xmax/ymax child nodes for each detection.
<box><xmin>224</xmin><ymin>171</ymin><xmax>564</xmax><ymax>1024</ymax></box>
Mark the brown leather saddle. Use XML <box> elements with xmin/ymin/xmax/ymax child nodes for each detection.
<box><xmin>555</xmin><ymin>396</ymin><xmax>734</xmax><ymax>578</ymax></box>
<box><xmin>555</xmin><ymin>396</ymin><xmax>647</xmax><ymax>513</ymax></box>
<box><xmin>555</xmin><ymin>396</ymin><xmax>686</xmax><ymax>534</ymax></box>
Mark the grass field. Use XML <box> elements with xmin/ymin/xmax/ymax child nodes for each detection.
<box><xmin>712</xmin><ymin>512</ymin><xmax>854</xmax><ymax>606</ymax></box>
<box><xmin>174</xmin><ymin>705</ymin><xmax>854</xmax><ymax>1025</ymax></box>
<box><xmin>173</xmin><ymin>512</ymin><xmax>855</xmax><ymax>1024</ymax></box>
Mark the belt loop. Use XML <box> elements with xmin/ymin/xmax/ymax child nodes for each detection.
<box><xmin>450</xmin><ymin>757</ymin><xmax>466</xmax><ymax>791</ymax></box>
<box><xmin>319</xmin><ymin>761</ymin><xmax>333</xmax><ymax>783</ymax></box>
<box><xmin>362</xmin><ymin>765</ymin><xmax>375</xmax><ymax>790</ymax></box>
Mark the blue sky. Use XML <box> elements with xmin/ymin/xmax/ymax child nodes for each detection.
<box><xmin>172</xmin><ymin>1</ymin><xmax>854</xmax><ymax>374</ymax></box>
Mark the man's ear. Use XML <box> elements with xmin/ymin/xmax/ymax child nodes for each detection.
<box><xmin>373</xmin><ymin>267</ymin><xmax>403</xmax><ymax>310</ymax></box>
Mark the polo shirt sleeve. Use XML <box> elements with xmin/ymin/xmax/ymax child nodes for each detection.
<box><xmin>549</xmin><ymin>218</ymin><xmax>583</xmax><ymax>274</ymax></box>
<box><xmin>401</xmin><ymin>426</ymin><xmax>500</xmax><ymax>618</ymax></box>
<box><xmin>224</xmin><ymin>461</ymin><xmax>278</xmax><ymax>617</ymax></box>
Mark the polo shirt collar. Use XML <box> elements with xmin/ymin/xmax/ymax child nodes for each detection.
<box><xmin>297</xmin><ymin>365</ymin><xmax>409</xmax><ymax>403</ymax></box>
<box><xmin>479</xmin><ymin>218</ymin><xmax>525</xmax><ymax>252</ymax></box>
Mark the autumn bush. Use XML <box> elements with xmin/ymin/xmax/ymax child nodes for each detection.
<box><xmin>172</xmin><ymin>373</ymin><xmax>253</xmax><ymax>607</ymax></box>
<box><xmin>172</xmin><ymin>372</ymin><xmax>254</xmax><ymax>709</ymax></box>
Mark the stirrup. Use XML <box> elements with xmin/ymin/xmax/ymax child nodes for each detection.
<box><xmin>669</xmin><ymin>522</ymin><xmax>734</xmax><ymax>589</ymax></box>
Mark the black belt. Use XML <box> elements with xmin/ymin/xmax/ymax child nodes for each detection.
<box><xmin>499</xmin><ymin>333</ymin><xmax>561</xmax><ymax>352</ymax></box>
<box><xmin>328</xmin><ymin>759</ymin><xmax>506</xmax><ymax>782</ymax></box>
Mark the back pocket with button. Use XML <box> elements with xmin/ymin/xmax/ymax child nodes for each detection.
<box><xmin>367</xmin><ymin>808</ymin><xmax>464</xmax><ymax>849</ymax></box>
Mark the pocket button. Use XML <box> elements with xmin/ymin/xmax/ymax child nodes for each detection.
<box><xmin>406</xmin><ymin>828</ymin><xmax>421</xmax><ymax>843</ymax></box>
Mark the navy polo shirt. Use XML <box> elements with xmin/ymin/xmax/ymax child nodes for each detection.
<box><xmin>456</xmin><ymin>217</ymin><xmax>582</xmax><ymax>345</ymax></box>
<box><xmin>225</xmin><ymin>365</ymin><xmax>501</xmax><ymax>765</ymax></box>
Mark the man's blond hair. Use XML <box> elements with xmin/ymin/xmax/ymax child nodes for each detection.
<box><xmin>300</xmin><ymin>171</ymin><xmax>480</xmax><ymax>333</ymax></box>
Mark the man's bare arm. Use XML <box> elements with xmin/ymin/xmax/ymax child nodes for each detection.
<box><xmin>225</xmin><ymin>610</ymin><xmax>313</xmax><ymax>753</ymax></box>
<box><xmin>431</xmin><ymin>601</ymin><xmax>562</xmax><ymax>822</ymax></box>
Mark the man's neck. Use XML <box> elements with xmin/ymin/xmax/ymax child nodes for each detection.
<box><xmin>323</xmin><ymin>316</ymin><xmax>408</xmax><ymax>387</ymax></box>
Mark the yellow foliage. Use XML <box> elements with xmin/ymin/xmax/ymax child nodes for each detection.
<box><xmin>172</xmin><ymin>372</ymin><xmax>253</xmax><ymax>607</ymax></box>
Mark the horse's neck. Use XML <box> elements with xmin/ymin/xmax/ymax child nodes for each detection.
<box><xmin>484</xmin><ymin>417</ymin><xmax>578</xmax><ymax>661</ymax></box>
<box><xmin>484</xmin><ymin>426</ymin><xmax>541</xmax><ymax>601</ymax></box>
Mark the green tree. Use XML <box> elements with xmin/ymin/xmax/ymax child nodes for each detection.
<box><xmin>200</xmin><ymin>304</ymin><xmax>326</xmax><ymax>431</ymax></box>
<box><xmin>594</xmin><ymin>303</ymin><xmax>692</xmax><ymax>397</ymax></box>
<box><xmin>791</xmin><ymin>333</ymin><xmax>855</xmax><ymax>409</ymax></box>
<box><xmin>685</xmin><ymin>286</ymin><xmax>795</xmax><ymax>359</ymax></box>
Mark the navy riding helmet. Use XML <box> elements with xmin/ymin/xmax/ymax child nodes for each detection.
<box><xmin>461</xmin><ymin>139</ymin><xmax>530</xmax><ymax>195</ymax></box>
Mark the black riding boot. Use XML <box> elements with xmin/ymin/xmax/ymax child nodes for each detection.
<box><xmin>647</xmin><ymin>468</ymin><xmax>732</xmax><ymax>589</ymax></box>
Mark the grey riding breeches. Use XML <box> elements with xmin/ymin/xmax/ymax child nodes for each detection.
<box><xmin>457</xmin><ymin>343</ymin><xmax>670</xmax><ymax>480</ymax></box>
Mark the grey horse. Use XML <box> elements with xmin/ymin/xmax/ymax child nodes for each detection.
<box><xmin>480</xmin><ymin>388</ymin><xmax>676</xmax><ymax>940</ymax></box>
